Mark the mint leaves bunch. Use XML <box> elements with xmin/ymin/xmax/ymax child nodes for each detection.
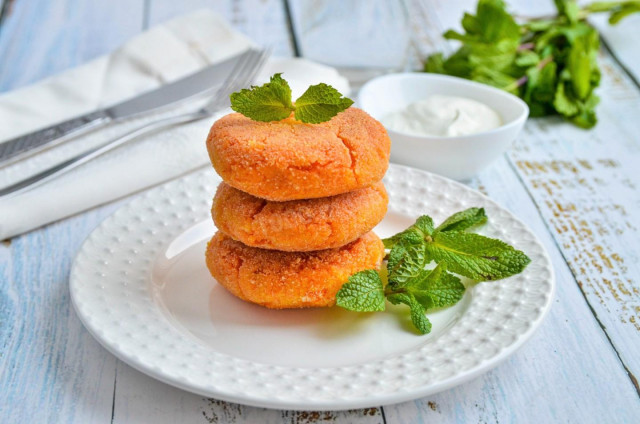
<box><xmin>230</xmin><ymin>73</ymin><xmax>353</xmax><ymax>123</ymax></box>
<box><xmin>336</xmin><ymin>208</ymin><xmax>531</xmax><ymax>334</ymax></box>
<box><xmin>423</xmin><ymin>0</ymin><xmax>640</xmax><ymax>128</ymax></box>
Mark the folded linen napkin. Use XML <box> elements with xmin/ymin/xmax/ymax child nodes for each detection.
<box><xmin>0</xmin><ymin>10</ymin><xmax>349</xmax><ymax>240</ymax></box>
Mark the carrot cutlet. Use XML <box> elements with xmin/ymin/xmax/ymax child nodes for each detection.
<box><xmin>206</xmin><ymin>107</ymin><xmax>390</xmax><ymax>201</ymax></box>
<box><xmin>205</xmin><ymin>231</ymin><xmax>385</xmax><ymax>309</ymax></box>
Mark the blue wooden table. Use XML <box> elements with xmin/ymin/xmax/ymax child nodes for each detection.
<box><xmin>1</xmin><ymin>0</ymin><xmax>639</xmax><ymax>422</ymax></box>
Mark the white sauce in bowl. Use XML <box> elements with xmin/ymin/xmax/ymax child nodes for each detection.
<box><xmin>382</xmin><ymin>95</ymin><xmax>502</xmax><ymax>137</ymax></box>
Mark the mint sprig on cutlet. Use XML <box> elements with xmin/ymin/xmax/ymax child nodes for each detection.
<box><xmin>336</xmin><ymin>207</ymin><xmax>531</xmax><ymax>335</ymax></box>
<box><xmin>230</xmin><ymin>73</ymin><xmax>353</xmax><ymax>123</ymax></box>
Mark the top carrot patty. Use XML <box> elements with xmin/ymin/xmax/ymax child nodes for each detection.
<box><xmin>206</xmin><ymin>107</ymin><xmax>390</xmax><ymax>201</ymax></box>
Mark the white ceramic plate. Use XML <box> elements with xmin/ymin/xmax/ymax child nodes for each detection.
<box><xmin>70</xmin><ymin>164</ymin><xmax>554</xmax><ymax>411</ymax></box>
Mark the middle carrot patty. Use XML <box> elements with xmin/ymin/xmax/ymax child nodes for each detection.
<box><xmin>212</xmin><ymin>181</ymin><xmax>388</xmax><ymax>252</ymax></box>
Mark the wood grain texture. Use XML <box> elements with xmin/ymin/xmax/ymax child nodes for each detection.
<box><xmin>1</xmin><ymin>0</ymin><xmax>640</xmax><ymax>423</ymax></box>
<box><xmin>427</xmin><ymin>0</ymin><xmax>640</xmax><ymax>403</ymax></box>
<box><xmin>384</xmin><ymin>156</ymin><xmax>640</xmax><ymax>423</ymax></box>
<box><xmin>590</xmin><ymin>13</ymin><xmax>640</xmax><ymax>83</ymax></box>
<box><xmin>0</xmin><ymin>0</ymin><xmax>142</xmax><ymax>422</ymax></box>
<box><xmin>0</xmin><ymin>0</ymin><xmax>11</xmax><ymax>30</ymax></box>
<box><xmin>112</xmin><ymin>360</ymin><xmax>384</xmax><ymax>424</ymax></box>
<box><xmin>0</xmin><ymin>0</ymin><xmax>144</xmax><ymax>92</ymax></box>
<box><xmin>486</xmin><ymin>0</ymin><xmax>640</xmax><ymax>388</ymax></box>
<box><xmin>0</xmin><ymin>205</ymin><xmax>122</xmax><ymax>423</ymax></box>
<box><xmin>507</xmin><ymin>54</ymin><xmax>640</xmax><ymax>384</ymax></box>
<box><xmin>147</xmin><ymin>0</ymin><xmax>294</xmax><ymax>58</ymax></box>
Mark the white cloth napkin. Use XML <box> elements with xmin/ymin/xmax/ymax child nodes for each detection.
<box><xmin>0</xmin><ymin>10</ymin><xmax>349</xmax><ymax>240</ymax></box>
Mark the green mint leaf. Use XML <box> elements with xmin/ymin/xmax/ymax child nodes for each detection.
<box><xmin>386</xmin><ymin>292</ymin><xmax>405</xmax><ymax>306</ymax></box>
<box><xmin>383</xmin><ymin>226</ymin><xmax>424</xmax><ymax>249</ymax></box>
<box><xmin>394</xmin><ymin>264</ymin><xmax>465</xmax><ymax>309</ymax></box>
<box><xmin>553</xmin><ymin>77</ymin><xmax>599</xmax><ymax>129</ymax></box>
<box><xmin>554</xmin><ymin>0</ymin><xmax>580</xmax><ymax>24</ymax></box>
<box><xmin>515</xmin><ymin>50</ymin><xmax>540</xmax><ymax>67</ymax></box>
<box><xmin>609</xmin><ymin>3</ymin><xmax>640</xmax><ymax>24</ymax></box>
<box><xmin>471</xmin><ymin>65</ymin><xmax>518</xmax><ymax>92</ymax></box>
<box><xmin>230</xmin><ymin>73</ymin><xmax>295</xmax><ymax>122</ymax></box>
<box><xmin>387</xmin><ymin>293</ymin><xmax>432</xmax><ymax>334</ymax></box>
<box><xmin>383</xmin><ymin>215</ymin><xmax>434</xmax><ymax>249</ymax></box>
<box><xmin>476</xmin><ymin>0</ymin><xmax>520</xmax><ymax>44</ymax></box>
<box><xmin>524</xmin><ymin>60</ymin><xmax>557</xmax><ymax>117</ymax></box>
<box><xmin>567</xmin><ymin>29</ymin><xmax>599</xmax><ymax>100</ymax></box>
<box><xmin>385</xmin><ymin>215</ymin><xmax>435</xmax><ymax>283</ymax></box>
<box><xmin>584</xmin><ymin>1</ymin><xmax>640</xmax><ymax>24</ymax></box>
<box><xmin>387</xmin><ymin>238</ymin><xmax>428</xmax><ymax>285</ymax></box>
<box><xmin>569</xmin><ymin>92</ymin><xmax>599</xmax><ymax>128</ymax></box>
<box><xmin>408</xmin><ymin>264</ymin><xmax>444</xmax><ymax>307</ymax></box>
<box><xmin>441</xmin><ymin>48</ymin><xmax>474</xmax><ymax>78</ymax></box>
<box><xmin>230</xmin><ymin>74</ymin><xmax>353</xmax><ymax>124</ymax></box>
<box><xmin>417</xmin><ymin>266</ymin><xmax>466</xmax><ymax>308</ymax></box>
<box><xmin>424</xmin><ymin>52</ymin><xmax>446</xmax><ymax>74</ymax></box>
<box><xmin>426</xmin><ymin>231</ymin><xmax>531</xmax><ymax>281</ymax></box>
<box><xmin>526</xmin><ymin>19</ymin><xmax>554</xmax><ymax>32</ymax></box>
<box><xmin>408</xmin><ymin>300</ymin><xmax>432</xmax><ymax>334</ymax></box>
<box><xmin>435</xmin><ymin>207</ymin><xmax>488</xmax><ymax>233</ymax></box>
<box><xmin>335</xmin><ymin>270</ymin><xmax>385</xmax><ymax>312</ymax></box>
<box><xmin>294</xmin><ymin>83</ymin><xmax>354</xmax><ymax>124</ymax></box>
<box><xmin>414</xmin><ymin>216</ymin><xmax>435</xmax><ymax>235</ymax></box>
<box><xmin>443</xmin><ymin>29</ymin><xmax>476</xmax><ymax>44</ymax></box>
<box><xmin>553</xmin><ymin>81</ymin><xmax>580</xmax><ymax>116</ymax></box>
<box><xmin>461</xmin><ymin>12</ymin><xmax>481</xmax><ymax>34</ymax></box>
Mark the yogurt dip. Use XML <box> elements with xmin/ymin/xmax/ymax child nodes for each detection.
<box><xmin>382</xmin><ymin>95</ymin><xmax>502</xmax><ymax>137</ymax></box>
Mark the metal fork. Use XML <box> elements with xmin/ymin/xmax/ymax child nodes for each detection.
<box><xmin>0</xmin><ymin>48</ymin><xmax>269</xmax><ymax>198</ymax></box>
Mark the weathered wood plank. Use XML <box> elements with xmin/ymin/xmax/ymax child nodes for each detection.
<box><xmin>0</xmin><ymin>0</ymin><xmax>11</xmax><ymax>29</ymax></box>
<box><xmin>112</xmin><ymin>361</ymin><xmax>384</xmax><ymax>424</ymax></box>
<box><xmin>111</xmin><ymin>362</ymin><xmax>283</xmax><ymax>424</ymax></box>
<box><xmin>0</xmin><ymin>0</ymin><xmax>143</xmax><ymax>422</ymax></box>
<box><xmin>507</xmin><ymin>54</ymin><xmax>640</xmax><ymax>383</ymax></box>
<box><xmin>591</xmin><ymin>13</ymin><xmax>640</xmax><ymax>83</ymax></box>
<box><xmin>147</xmin><ymin>0</ymin><xmax>294</xmax><ymax>57</ymax></box>
<box><xmin>493</xmin><ymin>0</ymin><xmax>640</xmax><ymax>385</ymax></box>
<box><xmin>384</xmin><ymin>156</ymin><xmax>640</xmax><ymax>423</ymax></box>
<box><xmin>0</xmin><ymin>204</ymin><xmax>123</xmax><ymax>423</ymax></box>
<box><xmin>423</xmin><ymin>0</ymin><xmax>640</xmax><ymax>393</ymax></box>
<box><xmin>0</xmin><ymin>0</ymin><xmax>144</xmax><ymax>92</ymax></box>
<box><xmin>2</xmin><ymin>1</ymin><xmax>639</xmax><ymax>423</ymax></box>
<box><xmin>382</xmin><ymin>0</ymin><xmax>640</xmax><ymax>420</ymax></box>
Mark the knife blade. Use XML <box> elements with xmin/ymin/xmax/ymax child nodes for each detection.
<box><xmin>0</xmin><ymin>50</ymin><xmax>247</xmax><ymax>166</ymax></box>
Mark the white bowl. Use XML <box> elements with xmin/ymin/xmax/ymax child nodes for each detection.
<box><xmin>358</xmin><ymin>73</ymin><xmax>529</xmax><ymax>180</ymax></box>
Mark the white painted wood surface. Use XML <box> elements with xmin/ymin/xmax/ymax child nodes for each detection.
<box><xmin>1</xmin><ymin>0</ymin><xmax>639</xmax><ymax>423</ymax></box>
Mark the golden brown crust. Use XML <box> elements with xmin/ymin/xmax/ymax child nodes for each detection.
<box><xmin>206</xmin><ymin>108</ymin><xmax>391</xmax><ymax>201</ymax></box>
<box><xmin>205</xmin><ymin>231</ymin><xmax>385</xmax><ymax>309</ymax></box>
<box><xmin>212</xmin><ymin>181</ymin><xmax>388</xmax><ymax>251</ymax></box>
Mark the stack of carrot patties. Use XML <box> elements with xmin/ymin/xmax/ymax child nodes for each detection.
<box><xmin>205</xmin><ymin>108</ymin><xmax>391</xmax><ymax>309</ymax></box>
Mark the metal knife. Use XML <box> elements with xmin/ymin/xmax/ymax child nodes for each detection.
<box><xmin>0</xmin><ymin>51</ymin><xmax>246</xmax><ymax>166</ymax></box>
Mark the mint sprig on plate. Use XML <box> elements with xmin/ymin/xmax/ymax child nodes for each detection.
<box><xmin>230</xmin><ymin>73</ymin><xmax>353</xmax><ymax>123</ymax></box>
<box><xmin>336</xmin><ymin>207</ymin><xmax>531</xmax><ymax>335</ymax></box>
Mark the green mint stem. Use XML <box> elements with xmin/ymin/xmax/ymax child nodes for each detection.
<box><xmin>504</xmin><ymin>55</ymin><xmax>554</xmax><ymax>92</ymax></box>
<box><xmin>384</xmin><ymin>287</ymin><xmax>405</xmax><ymax>297</ymax></box>
<box><xmin>518</xmin><ymin>42</ymin><xmax>535</xmax><ymax>51</ymax></box>
<box><xmin>522</xmin><ymin>1</ymin><xmax>638</xmax><ymax>22</ymax></box>
<box><xmin>537</xmin><ymin>55</ymin><xmax>554</xmax><ymax>69</ymax></box>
